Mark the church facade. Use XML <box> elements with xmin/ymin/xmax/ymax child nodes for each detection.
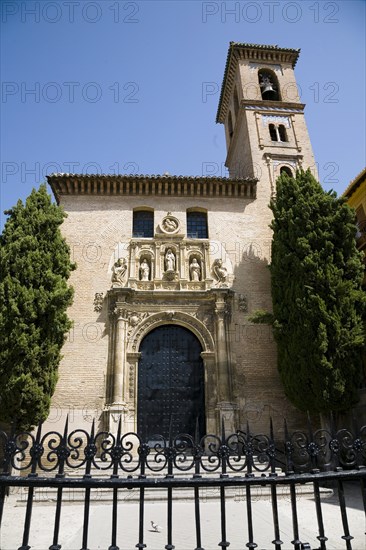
<box><xmin>47</xmin><ymin>43</ymin><xmax>317</xmax><ymax>437</ymax></box>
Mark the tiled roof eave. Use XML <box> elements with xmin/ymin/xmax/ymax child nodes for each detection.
<box><xmin>46</xmin><ymin>173</ymin><xmax>257</xmax><ymax>183</ymax></box>
<box><xmin>342</xmin><ymin>167</ymin><xmax>366</xmax><ymax>199</ymax></box>
<box><xmin>47</xmin><ymin>173</ymin><xmax>258</xmax><ymax>204</ymax></box>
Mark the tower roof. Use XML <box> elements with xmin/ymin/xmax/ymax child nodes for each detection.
<box><xmin>216</xmin><ymin>42</ymin><xmax>301</xmax><ymax>124</ymax></box>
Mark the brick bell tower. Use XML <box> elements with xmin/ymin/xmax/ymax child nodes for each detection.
<box><xmin>216</xmin><ymin>42</ymin><xmax>318</xmax><ymax>195</ymax></box>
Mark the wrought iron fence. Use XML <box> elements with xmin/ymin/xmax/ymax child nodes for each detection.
<box><xmin>0</xmin><ymin>416</ymin><xmax>365</xmax><ymax>550</ymax></box>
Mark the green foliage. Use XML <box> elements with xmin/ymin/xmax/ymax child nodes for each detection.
<box><xmin>270</xmin><ymin>169</ymin><xmax>365</xmax><ymax>413</ymax></box>
<box><xmin>0</xmin><ymin>184</ymin><xmax>75</xmax><ymax>429</ymax></box>
<box><xmin>248</xmin><ymin>310</ymin><xmax>275</xmax><ymax>325</ymax></box>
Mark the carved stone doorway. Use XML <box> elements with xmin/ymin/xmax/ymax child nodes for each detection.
<box><xmin>137</xmin><ymin>325</ymin><xmax>206</xmax><ymax>441</ymax></box>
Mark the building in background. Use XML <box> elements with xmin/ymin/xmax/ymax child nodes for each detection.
<box><xmin>343</xmin><ymin>167</ymin><xmax>366</xmax><ymax>287</ymax></box>
<box><xmin>47</xmin><ymin>43</ymin><xmax>317</xmax><ymax>437</ymax></box>
<box><xmin>343</xmin><ymin>166</ymin><xmax>366</xmax><ymax>425</ymax></box>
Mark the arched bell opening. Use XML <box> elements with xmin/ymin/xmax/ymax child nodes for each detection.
<box><xmin>280</xmin><ymin>165</ymin><xmax>293</xmax><ymax>178</ymax></box>
<box><xmin>258</xmin><ymin>69</ymin><xmax>280</xmax><ymax>101</ymax></box>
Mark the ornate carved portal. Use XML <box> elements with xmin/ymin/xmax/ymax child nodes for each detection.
<box><xmin>105</xmin><ymin>287</ymin><xmax>236</xmax><ymax>437</ymax></box>
<box><xmin>105</xmin><ymin>226</ymin><xmax>237</xmax><ymax>437</ymax></box>
<box><xmin>110</xmin><ymin>230</ymin><xmax>233</xmax><ymax>292</ymax></box>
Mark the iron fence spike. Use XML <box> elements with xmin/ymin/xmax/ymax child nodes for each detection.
<box><xmin>117</xmin><ymin>415</ymin><xmax>122</xmax><ymax>441</ymax></box>
<box><xmin>221</xmin><ymin>416</ymin><xmax>226</xmax><ymax>442</ymax></box>
<box><xmin>63</xmin><ymin>415</ymin><xmax>69</xmax><ymax>441</ymax></box>
<box><xmin>195</xmin><ymin>417</ymin><xmax>200</xmax><ymax>445</ymax></box>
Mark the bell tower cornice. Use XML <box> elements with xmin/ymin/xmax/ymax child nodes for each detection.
<box><xmin>217</xmin><ymin>42</ymin><xmax>317</xmax><ymax>181</ymax></box>
<box><xmin>216</xmin><ymin>42</ymin><xmax>301</xmax><ymax>124</ymax></box>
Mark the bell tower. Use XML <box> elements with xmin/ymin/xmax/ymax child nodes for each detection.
<box><xmin>216</xmin><ymin>42</ymin><xmax>317</xmax><ymax>196</ymax></box>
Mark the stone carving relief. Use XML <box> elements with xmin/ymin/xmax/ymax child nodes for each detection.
<box><xmin>262</xmin><ymin>115</ymin><xmax>291</xmax><ymax>128</ymax></box>
<box><xmin>160</xmin><ymin>213</ymin><xmax>180</xmax><ymax>234</ymax></box>
<box><xmin>238</xmin><ymin>294</ymin><xmax>248</xmax><ymax>313</ymax></box>
<box><xmin>129</xmin><ymin>364</ymin><xmax>135</xmax><ymax>399</ymax></box>
<box><xmin>93</xmin><ymin>292</ymin><xmax>104</xmax><ymax>312</ymax></box>
<box><xmin>111</xmin><ymin>258</ymin><xmax>127</xmax><ymax>286</ymax></box>
<box><xmin>212</xmin><ymin>259</ymin><xmax>228</xmax><ymax>287</ymax></box>
<box><xmin>108</xmin><ymin>238</ymin><xmax>234</xmax><ymax>290</ymax></box>
<box><xmin>128</xmin><ymin>311</ymin><xmax>149</xmax><ymax>327</ymax></box>
<box><xmin>128</xmin><ymin>311</ymin><xmax>215</xmax><ymax>353</ymax></box>
<box><xmin>249</xmin><ymin>62</ymin><xmax>283</xmax><ymax>75</ymax></box>
<box><xmin>127</xmin><ymin>311</ymin><xmax>150</xmax><ymax>338</ymax></box>
<box><xmin>194</xmin><ymin>305</ymin><xmax>214</xmax><ymax>332</ymax></box>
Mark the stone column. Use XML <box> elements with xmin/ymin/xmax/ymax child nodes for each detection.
<box><xmin>201</xmin><ymin>351</ymin><xmax>216</xmax><ymax>434</ymax></box>
<box><xmin>214</xmin><ymin>294</ymin><xmax>232</xmax><ymax>403</ymax></box>
<box><xmin>113</xmin><ymin>307</ymin><xmax>128</xmax><ymax>404</ymax></box>
<box><xmin>204</xmin><ymin>242</ymin><xmax>213</xmax><ymax>289</ymax></box>
<box><xmin>126</xmin><ymin>351</ymin><xmax>141</xmax><ymax>432</ymax></box>
<box><xmin>179</xmin><ymin>242</ymin><xmax>186</xmax><ymax>279</ymax></box>
<box><xmin>155</xmin><ymin>243</ymin><xmax>162</xmax><ymax>279</ymax></box>
<box><xmin>108</xmin><ymin>306</ymin><xmax>129</xmax><ymax>435</ymax></box>
<box><xmin>214</xmin><ymin>290</ymin><xmax>236</xmax><ymax>433</ymax></box>
<box><xmin>129</xmin><ymin>242</ymin><xmax>137</xmax><ymax>279</ymax></box>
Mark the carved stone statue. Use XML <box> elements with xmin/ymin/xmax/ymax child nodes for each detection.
<box><xmin>165</xmin><ymin>248</ymin><xmax>176</xmax><ymax>271</ymax></box>
<box><xmin>163</xmin><ymin>217</ymin><xmax>178</xmax><ymax>232</ymax></box>
<box><xmin>139</xmin><ymin>259</ymin><xmax>150</xmax><ymax>281</ymax></box>
<box><xmin>112</xmin><ymin>257</ymin><xmax>127</xmax><ymax>285</ymax></box>
<box><xmin>189</xmin><ymin>258</ymin><xmax>201</xmax><ymax>281</ymax></box>
<box><xmin>238</xmin><ymin>294</ymin><xmax>248</xmax><ymax>313</ymax></box>
<box><xmin>213</xmin><ymin>259</ymin><xmax>228</xmax><ymax>285</ymax></box>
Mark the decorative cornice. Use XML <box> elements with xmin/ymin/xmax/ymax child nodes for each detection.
<box><xmin>242</xmin><ymin>101</ymin><xmax>305</xmax><ymax>113</ymax></box>
<box><xmin>216</xmin><ymin>42</ymin><xmax>301</xmax><ymax>124</ymax></box>
<box><xmin>47</xmin><ymin>173</ymin><xmax>257</xmax><ymax>203</ymax></box>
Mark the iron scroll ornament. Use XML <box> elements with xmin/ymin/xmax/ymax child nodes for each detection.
<box><xmin>1</xmin><ymin>416</ymin><xmax>365</xmax><ymax>476</ymax></box>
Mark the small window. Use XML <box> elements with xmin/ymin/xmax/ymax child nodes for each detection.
<box><xmin>356</xmin><ymin>205</ymin><xmax>366</xmax><ymax>239</ymax></box>
<box><xmin>187</xmin><ymin>211</ymin><xmax>208</xmax><ymax>239</ymax></box>
<box><xmin>278</xmin><ymin>125</ymin><xmax>288</xmax><ymax>142</ymax></box>
<box><xmin>228</xmin><ymin>111</ymin><xmax>234</xmax><ymax>139</ymax></box>
<box><xmin>133</xmin><ymin>210</ymin><xmax>154</xmax><ymax>237</ymax></box>
<box><xmin>356</xmin><ymin>205</ymin><xmax>366</xmax><ymax>225</ymax></box>
<box><xmin>269</xmin><ymin>124</ymin><xmax>278</xmax><ymax>141</ymax></box>
<box><xmin>280</xmin><ymin>166</ymin><xmax>293</xmax><ymax>178</ymax></box>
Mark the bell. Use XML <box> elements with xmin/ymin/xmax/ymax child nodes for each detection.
<box><xmin>261</xmin><ymin>82</ymin><xmax>278</xmax><ymax>101</ymax></box>
<box><xmin>260</xmin><ymin>75</ymin><xmax>279</xmax><ymax>101</ymax></box>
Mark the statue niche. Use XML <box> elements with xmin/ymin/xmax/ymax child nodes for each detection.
<box><xmin>164</xmin><ymin>248</ymin><xmax>176</xmax><ymax>272</ymax></box>
<box><xmin>189</xmin><ymin>256</ymin><xmax>201</xmax><ymax>281</ymax></box>
<box><xmin>163</xmin><ymin>247</ymin><xmax>178</xmax><ymax>282</ymax></box>
<box><xmin>139</xmin><ymin>257</ymin><xmax>151</xmax><ymax>281</ymax></box>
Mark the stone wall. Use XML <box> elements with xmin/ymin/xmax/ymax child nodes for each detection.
<box><xmin>45</xmin><ymin>188</ymin><xmax>307</xmax><ymax>437</ymax></box>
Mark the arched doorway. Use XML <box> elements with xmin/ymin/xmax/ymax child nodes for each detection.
<box><xmin>137</xmin><ymin>325</ymin><xmax>206</xmax><ymax>441</ymax></box>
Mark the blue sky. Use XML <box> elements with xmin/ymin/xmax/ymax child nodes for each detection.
<box><xmin>1</xmin><ymin>0</ymin><xmax>365</xmax><ymax>229</ymax></box>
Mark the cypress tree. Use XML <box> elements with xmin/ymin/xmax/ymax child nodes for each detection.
<box><xmin>0</xmin><ymin>184</ymin><xmax>75</xmax><ymax>429</ymax></box>
<box><xmin>269</xmin><ymin>169</ymin><xmax>365</xmax><ymax>413</ymax></box>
